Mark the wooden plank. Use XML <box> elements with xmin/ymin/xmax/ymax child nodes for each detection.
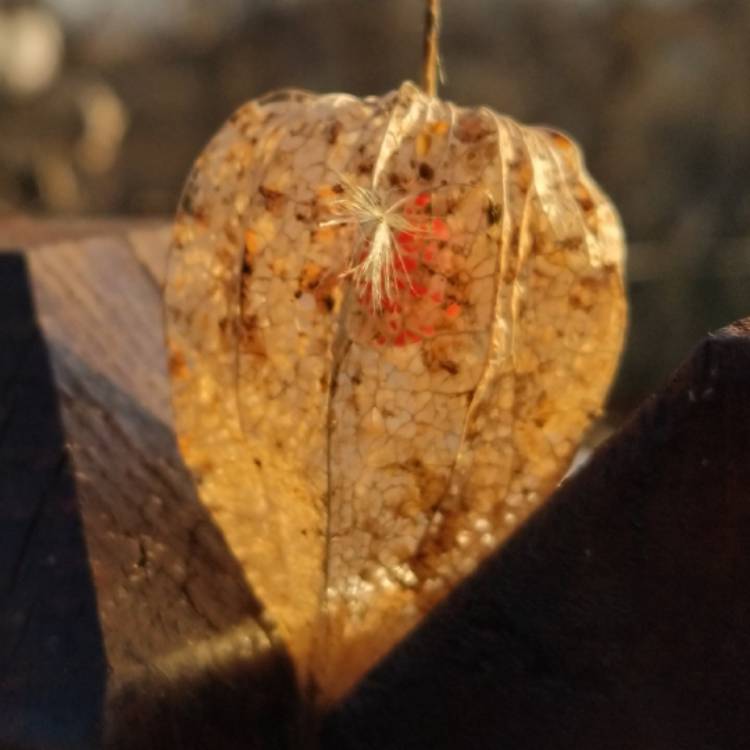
<box><xmin>0</xmin><ymin>252</ymin><xmax>104</xmax><ymax>750</ymax></box>
<box><xmin>0</xmin><ymin>226</ymin><xmax>301</xmax><ymax>749</ymax></box>
<box><xmin>323</xmin><ymin>320</ymin><xmax>750</xmax><ymax>750</ymax></box>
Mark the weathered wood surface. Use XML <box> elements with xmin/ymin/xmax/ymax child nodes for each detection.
<box><xmin>0</xmin><ymin>221</ymin><xmax>301</xmax><ymax>750</ymax></box>
<box><xmin>324</xmin><ymin>319</ymin><xmax>750</xmax><ymax>749</ymax></box>
<box><xmin>1</xmin><ymin>218</ymin><xmax>750</xmax><ymax>749</ymax></box>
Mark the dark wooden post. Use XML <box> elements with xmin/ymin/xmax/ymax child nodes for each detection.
<box><xmin>324</xmin><ymin>320</ymin><xmax>750</xmax><ymax>749</ymax></box>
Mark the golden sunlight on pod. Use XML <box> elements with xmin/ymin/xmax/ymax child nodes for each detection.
<box><xmin>165</xmin><ymin>80</ymin><xmax>626</xmax><ymax>704</ymax></box>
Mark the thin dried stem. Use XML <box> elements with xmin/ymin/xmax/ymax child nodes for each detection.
<box><xmin>422</xmin><ymin>0</ymin><xmax>441</xmax><ymax>97</ymax></box>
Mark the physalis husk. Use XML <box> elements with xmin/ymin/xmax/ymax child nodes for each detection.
<box><xmin>165</xmin><ymin>81</ymin><xmax>626</xmax><ymax>704</ymax></box>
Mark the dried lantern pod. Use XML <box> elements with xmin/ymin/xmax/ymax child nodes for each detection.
<box><xmin>165</xmin><ymin>81</ymin><xmax>627</xmax><ymax>703</ymax></box>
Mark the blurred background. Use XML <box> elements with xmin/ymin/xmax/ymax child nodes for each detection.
<box><xmin>0</xmin><ymin>0</ymin><xmax>748</xmax><ymax>418</ymax></box>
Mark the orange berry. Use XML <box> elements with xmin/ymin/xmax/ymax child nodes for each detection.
<box><xmin>432</xmin><ymin>218</ymin><xmax>449</xmax><ymax>239</ymax></box>
<box><xmin>397</xmin><ymin>230</ymin><xmax>415</xmax><ymax>250</ymax></box>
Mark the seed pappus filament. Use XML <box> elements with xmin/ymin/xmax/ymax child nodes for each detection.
<box><xmin>322</xmin><ymin>178</ymin><xmax>435</xmax><ymax>312</ymax></box>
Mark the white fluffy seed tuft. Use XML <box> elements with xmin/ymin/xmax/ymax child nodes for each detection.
<box><xmin>322</xmin><ymin>176</ymin><xmax>425</xmax><ymax>311</ymax></box>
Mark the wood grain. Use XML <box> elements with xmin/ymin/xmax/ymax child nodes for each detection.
<box><xmin>0</xmin><ymin>223</ymin><xmax>302</xmax><ymax>749</ymax></box>
<box><xmin>324</xmin><ymin>319</ymin><xmax>750</xmax><ymax>749</ymax></box>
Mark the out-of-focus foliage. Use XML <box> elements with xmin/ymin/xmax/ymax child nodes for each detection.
<box><xmin>1</xmin><ymin>0</ymin><xmax>748</xmax><ymax>414</ymax></box>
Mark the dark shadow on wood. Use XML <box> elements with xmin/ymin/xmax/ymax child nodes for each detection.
<box><xmin>0</xmin><ymin>252</ymin><xmax>304</xmax><ymax>749</ymax></box>
<box><xmin>0</xmin><ymin>253</ymin><xmax>106</xmax><ymax>750</ymax></box>
<box><xmin>322</xmin><ymin>319</ymin><xmax>750</xmax><ymax>750</ymax></box>
<box><xmin>49</xmin><ymin>341</ymin><xmax>273</xmax><ymax>656</ymax></box>
<box><xmin>105</xmin><ymin>638</ymin><xmax>302</xmax><ymax>750</ymax></box>
<box><xmin>43</xmin><ymin>345</ymin><xmax>303</xmax><ymax>749</ymax></box>
<box><xmin>52</xmin><ymin>352</ymin><xmax>304</xmax><ymax>750</ymax></box>
<box><xmin>64</xmin><ymin>358</ymin><xmax>303</xmax><ymax>750</ymax></box>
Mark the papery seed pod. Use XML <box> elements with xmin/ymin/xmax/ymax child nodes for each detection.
<box><xmin>165</xmin><ymin>81</ymin><xmax>627</xmax><ymax>704</ymax></box>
